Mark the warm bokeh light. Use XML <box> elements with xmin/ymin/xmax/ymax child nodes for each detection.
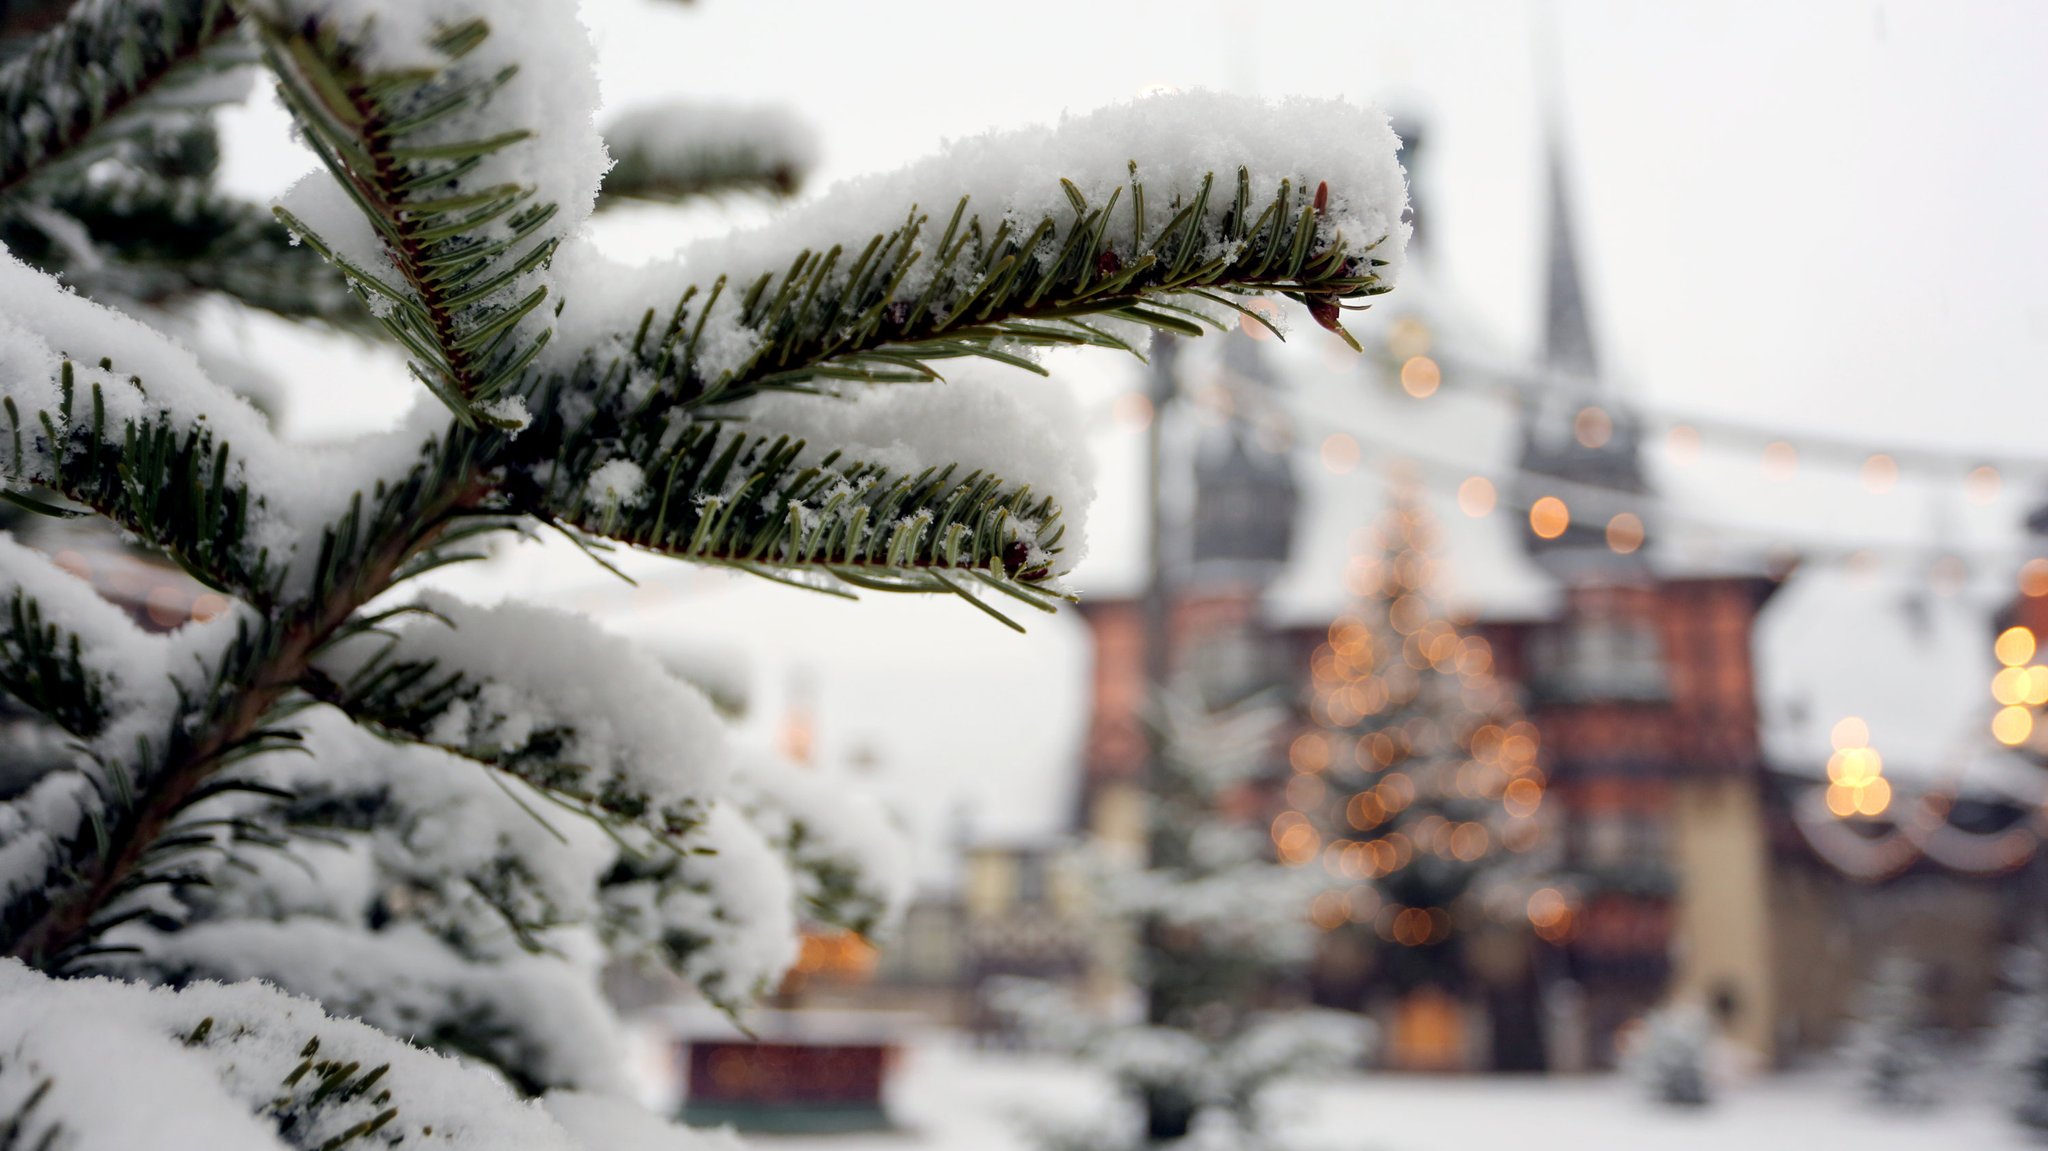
<box><xmin>1666</xmin><ymin>423</ymin><xmax>1701</xmax><ymax>465</ymax></box>
<box><xmin>1236</xmin><ymin>296</ymin><xmax>1282</xmax><ymax>340</ymax></box>
<box><xmin>1112</xmin><ymin>391</ymin><xmax>1153</xmax><ymax>430</ymax></box>
<box><xmin>1861</xmin><ymin>453</ymin><xmax>1898</xmax><ymax>494</ymax></box>
<box><xmin>1605</xmin><ymin>512</ymin><xmax>1644</xmax><ymax>554</ymax></box>
<box><xmin>1290</xmin><ymin>731</ymin><xmax>1332</xmax><ymax>773</ymax></box>
<box><xmin>1967</xmin><ymin>464</ymin><xmax>2002</xmax><ymax>505</ymax></box>
<box><xmin>1993</xmin><ymin>704</ymin><xmax>2034</xmax><ymax>747</ymax></box>
<box><xmin>1573</xmin><ymin>406</ymin><xmax>1612</xmax><ymax>449</ymax></box>
<box><xmin>1529</xmin><ymin>496</ymin><xmax>1570</xmax><ymax>540</ymax></box>
<box><xmin>1399</xmin><ymin>355</ymin><xmax>1442</xmax><ymax>398</ymax></box>
<box><xmin>2023</xmin><ymin>559</ymin><xmax>2048</xmax><ymax>598</ymax></box>
<box><xmin>1993</xmin><ymin>665</ymin><xmax>2030</xmax><ymax>707</ymax></box>
<box><xmin>1830</xmin><ymin>716</ymin><xmax>1869</xmax><ymax>750</ymax></box>
<box><xmin>1457</xmin><ymin>475</ymin><xmax>1496</xmax><ymax>517</ymax></box>
<box><xmin>1321</xmin><ymin>433</ymin><xmax>1360</xmax><ymax>474</ymax></box>
<box><xmin>1762</xmin><ymin>440</ymin><xmax>1797</xmax><ymax>481</ymax></box>
<box><xmin>1387</xmin><ymin>315</ymin><xmax>1433</xmax><ymax>361</ymax></box>
<box><xmin>1996</xmin><ymin>626</ymin><xmax>2036</xmax><ymax>668</ymax></box>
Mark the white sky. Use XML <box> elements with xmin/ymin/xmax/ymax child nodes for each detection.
<box><xmin>210</xmin><ymin>0</ymin><xmax>2048</xmax><ymax>880</ymax></box>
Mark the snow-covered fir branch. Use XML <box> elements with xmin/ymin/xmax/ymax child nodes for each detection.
<box><xmin>0</xmin><ymin>0</ymin><xmax>1408</xmax><ymax>1142</ymax></box>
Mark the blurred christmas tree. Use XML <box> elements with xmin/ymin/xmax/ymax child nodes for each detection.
<box><xmin>1629</xmin><ymin>1004</ymin><xmax>1715</xmax><ymax>1108</ymax></box>
<box><xmin>1285</xmin><ymin>480</ymin><xmax>1551</xmax><ymax>998</ymax></box>
<box><xmin>999</xmin><ymin>685</ymin><xmax>1369</xmax><ymax>1151</ymax></box>
<box><xmin>1995</xmin><ymin>936</ymin><xmax>2048</xmax><ymax>1136</ymax></box>
<box><xmin>1839</xmin><ymin>954</ymin><xmax>1938</xmax><ymax>1108</ymax></box>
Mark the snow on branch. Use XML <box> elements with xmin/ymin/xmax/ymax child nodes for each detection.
<box><xmin>0</xmin><ymin>250</ymin><xmax>446</xmax><ymax>598</ymax></box>
<box><xmin>0</xmin><ymin>0</ymin><xmax>244</xmax><ymax>200</ymax></box>
<box><xmin>599</xmin><ymin>101</ymin><xmax>816</xmax><ymax>207</ymax></box>
<box><xmin>252</xmin><ymin>0</ymin><xmax>608</xmax><ymax>429</ymax></box>
<box><xmin>599</xmin><ymin>802</ymin><xmax>799</xmax><ymax>1013</ymax></box>
<box><xmin>311</xmin><ymin>591</ymin><xmax>731</xmax><ymax>830</ymax></box>
<box><xmin>527</xmin><ymin>362</ymin><xmax>1095</xmax><ymax>618</ymax></box>
<box><xmin>0</xmin><ymin>533</ymin><xmax>173</xmax><ymax>738</ymax></box>
<box><xmin>546</xmin><ymin>91</ymin><xmax>1407</xmax><ymax>417</ymax></box>
<box><xmin>0</xmin><ymin>957</ymin><xmax>679</xmax><ymax>1151</ymax></box>
<box><xmin>727</xmin><ymin>744</ymin><xmax>914</xmax><ymax>937</ymax></box>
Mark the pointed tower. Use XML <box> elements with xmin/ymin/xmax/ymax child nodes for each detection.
<box><xmin>1515</xmin><ymin>132</ymin><xmax>1651</xmax><ymax>574</ymax></box>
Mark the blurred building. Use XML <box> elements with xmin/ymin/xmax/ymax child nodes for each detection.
<box><xmin>1068</xmin><ymin>122</ymin><xmax>2048</xmax><ymax>1072</ymax></box>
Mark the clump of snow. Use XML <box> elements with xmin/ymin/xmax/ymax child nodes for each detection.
<box><xmin>585</xmin><ymin>459</ymin><xmax>650</xmax><ymax>509</ymax></box>
<box><xmin>602</xmin><ymin>802</ymin><xmax>799</xmax><ymax>1008</ymax></box>
<box><xmin>732</xmin><ymin>362</ymin><xmax>1096</xmax><ymax>571</ymax></box>
<box><xmin>728</xmin><ymin>743</ymin><xmax>915</xmax><ymax>934</ymax></box>
<box><xmin>0</xmin><ymin>958</ymin><xmax>598</xmax><ymax>1150</ymax></box>
<box><xmin>0</xmin><ymin>250</ymin><xmax>457</xmax><ymax>597</ymax></box>
<box><xmin>318</xmin><ymin>591</ymin><xmax>732</xmax><ymax>819</ymax></box>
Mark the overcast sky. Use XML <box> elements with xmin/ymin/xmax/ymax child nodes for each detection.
<box><xmin>211</xmin><ymin>1</ymin><xmax>2048</xmax><ymax>879</ymax></box>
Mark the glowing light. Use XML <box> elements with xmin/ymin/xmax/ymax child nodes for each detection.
<box><xmin>1529</xmin><ymin>496</ymin><xmax>1570</xmax><ymax>540</ymax></box>
<box><xmin>2023</xmin><ymin>559</ymin><xmax>2048</xmax><ymax>598</ymax></box>
<box><xmin>190</xmin><ymin>594</ymin><xmax>229</xmax><ymax>622</ymax></box>
<box><xmin>1996</xmin><ymin>626</ymin><xmax>2037</xmax><ymax>668</ymax></box>
<box><xmin>1854</xmin><ymin>776</ymin><xmax>1892</xmax><ymax>816</ymax></box>
<box><xmin>1285</xmin><ymin>772</ymin><xmax>1327</xmax><ymax>810</ymax></box>
<box><xmin>1399</xmin><ymin>355</ymin><xmax>1441</xmax><ymax>398</ymax></box>
<box><xmin>1605</xmin><ymin>512</ymin><xmax>1645</xmax><ymax>555</ymax></box>
<box><xmin>1994</xmin><ymin>666</ymin><xmax>2031</xmax><ymax>707</ymax></box>
<box><xmin>1762</xmin><ymin>441</ymin><xmax>1797</xmax><ymax>481</ymax></box>
<box><xmin>1993</xmin><ymin>705</ymin><xmax>2034</xmax><ymax>747</ymax></box>
<box><xmin>1504</xmin><ymin>777</ymin><xmax>1544</xmax><ymax>817</ymax></box>
<box><xmin>1830</xmin><ymin>716</ymin><xmax>1870</xmax><ymax>750</ymax></box>
<box><xmin>2026</xmin><ymin>667</ymin><xmax>2048</xmax><ymax>708</ymax></box>
<box><xmin>1112</xmin><ymin>391</ymin><xmax>1153</xmax><ymax>430</ymax></box>
<box><xmin>1387</xmin><ymin>315</ymin><xmax>1433</xmax><ymax>360</ymax></box>
<box><xmin>1321</xmin><ymin>433</ymin><xmax>1361</xmax><ymax>474</ymax></box>
<box><xmin>1861</xmin><ymin>453</ymin><xmax>1899</xmax><ymax>494</ymax></box>
<box><xmin>144</xmin><ymin>586</ymin><xmax>189</xmax><ymax>629</ymax></box>
<box><xmin>1528</xmin><ymin>888</ymin><xmax>1574</xmax><ymax>942</ymax></box>
<box><xmin>1967</xmin><ymin>465</ymin><xmax>2002</xmax><ymax>505</ymax></box>
<box><xmin>1310</xmin><ymin>890</ymin><xmax>1350</xmax><ymax>931</ymax></box>
<box><xmin>1574</xmin><ymin>406</ymin><xmax>1613</xmax><ymax>449</ymax></box>
<box><xmin>1457</xmin><ymin>476</ymin><xmax>1496</xmax><ymax>518</ymax></box>
<box><xmin>1666</xmin><ymin>424</ymin><xmax>1701</xmax><ymax>466</ymax></box>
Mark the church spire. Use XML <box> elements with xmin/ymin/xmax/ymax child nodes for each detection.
<box><xmin>1516</xmin><ymin>120</ymin><xmax>1652</xmax><ymax>573</ymax></box>
<box><xmin>1542</xmin><ymin>136</ymin><xmax>1600</xmax><ymax>383</ymax></box>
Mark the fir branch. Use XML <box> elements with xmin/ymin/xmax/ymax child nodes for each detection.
<box><xmin>2</xmin><ymin>433</ymin><xmax>495</xmax><ymax>969</ymax></box>
<box><xmin>519</xmin><ymin>415</ymin><xmax>1072</xmax><ymax>626</ymax></box>
<box><xmin>252</xmin><ymin>13</ymin><xmax>561</xmax><ymax>429</ymax></box>
<box><xmin>583</xmin><ymin>163</ymin><xmax>1392</xmax><ymax>429</ymax></box>
<box><xmin>6</xmin><ymin>177</ymin><xmax>370</xmax><ymax>329</ymax></box>
<box><xmin>9</xmin><ymin>363</ymin><xmax>280</xmax><ymax>600</ymax></box>
<box><xmin>0</xmin><ymin>0</ymin><xmax>242</xmax><ymax>200</ymax></box>
<box><xmin>0</xmin><ymin>586</ymin><xmax>113</xmax><ymax>739</ymax></box>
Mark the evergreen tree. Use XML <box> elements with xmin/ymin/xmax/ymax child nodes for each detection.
<box><xmin>1002</xmin><ymin>686</ymin><xmax>1370</xmax><ymax>1151</ymax></box>
<box><xmin>1286</xmin><ymin>481</ymin><xmax>1550</xmax><ymax>994</ymax></box>
<box><xmin>1629</xmin><ymin>1004</ymin><xmax>1715</xmax><ymax>1108</ymax></box>
<box><xmin>1839</xmin><ymin>954</ymin><xmax>1938</xmax><ymax>1109</ymax></box>
<box><xmin>0</xmin><ymin>0</ymin><xmax>1408</xmax><ymax>1145</ymax></box>
<box><xmin>1995</xmin><ymin>935</ymin><xmax>2048</xmax><ymax>1137</ymax></box>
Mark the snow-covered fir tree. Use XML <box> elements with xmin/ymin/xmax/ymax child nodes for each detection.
<box><xmin>1994</xmin><ymin>935</ymin><xmax>2048</xmax><ymax>1137</ymax></box>
<box><xmin>1839</xmin><ymin>954</ymin><xmax>1938</xmax><ymax>1109</ymax></box>
<box><xmin>0</xmin><ymin>0</ymin><xmax>1408</xmax><ymax>1145</ymax></box>
<box><xmin>1000</xmin><ymin>685</ymin><xmax>1370</xmax><ymax>1151</ymax></box>
<box><xmin>1284</xmin><ymin>481</ymin><xmax>1550</xmax><ymax>990</ymax></box>
<box><xmin>1628</xmin><ymin>1004</ymin><xmax>1715</xmax><ymax>1108</ymax></box>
